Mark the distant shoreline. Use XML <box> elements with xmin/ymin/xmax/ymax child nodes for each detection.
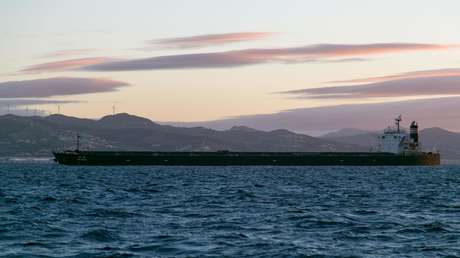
<box><xmin>0</xmin><ymin>157</ymin><xmax>54</xmax><ymax>163</ymax></box>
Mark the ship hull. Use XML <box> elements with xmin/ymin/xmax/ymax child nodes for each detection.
<box><xmin>53</xmin><ymin>151</ymin><xmax>440</xmax><ymax>166</ymax></box>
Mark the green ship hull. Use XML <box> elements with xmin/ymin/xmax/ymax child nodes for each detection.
<box><xmin>53</xmin><ymin>151</ymin><xmax>440</xmax><ymax>166</ymax></box>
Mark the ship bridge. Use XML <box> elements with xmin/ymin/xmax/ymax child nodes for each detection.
<box><xmin>378</xmin><ymin>116</ymin><xmax>419</xmax><ymax>154</ymax></box>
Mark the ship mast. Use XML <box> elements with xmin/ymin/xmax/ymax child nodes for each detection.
<box><xmin>395</xmin><ymin>115</ymin><xmax>402</xmax><ymax>133</ymax></box>
<box><xmin>76</xmin><ymin>133</ymin><xmax>81</xmax><ymax>151</ymax></box>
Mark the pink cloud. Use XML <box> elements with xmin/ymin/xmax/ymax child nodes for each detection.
<box><xmin>328</xmin><ymin>68</ymin><xmax>460</xmax><ymax>84</ymax></box>
<box><xmin>282</xmin><ymin>70</ymin><xmax>460</xmax><ymax>99</ymax></box>
<box><xmin>22</xmin><ymin>57</ymin><xmax>117</xmax><ymax>73</ymax></box>
<box><xmin>42</xmin><ymin>48</ymin><xmax>99</xmax><ymax>58</ymax></box>
<box><xmin>0</xmin><ymin>77</ymin><xmax>129</xmax><ymax>98</ymax></box>
<box><xmin>22</xmin><ymin>43</ymin><xmax>457</xmax><ymax>73</ymax></box>
<box><xmin>239</xmin><ymin>43</ymin><xmax>451</xmax><ymax>61</ymax></box>
<box><xmin>148</xmin><ymin>32</ymin><xmax>276</xmax><ymax>49</ymax></box>
<box><xmin>82</xmin><ymin>43</ymin><xmax>456</xmax><ymax>71</ymax></box>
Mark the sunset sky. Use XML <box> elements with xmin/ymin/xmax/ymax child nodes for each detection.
<box><xmin>2</xmin><ymin>0</ymin><xmax>460</xmax><ymax>133</ymax></box>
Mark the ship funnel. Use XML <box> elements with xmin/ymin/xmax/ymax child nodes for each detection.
<box><xmin>410</xmin><ymin>121</ymin><xmax>419</xmax><ymax>145</ymax></box>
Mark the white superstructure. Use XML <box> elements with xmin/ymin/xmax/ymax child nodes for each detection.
<box><xmin>378</xmin><ymin>116</ymin><xmax>419</xmax><ymax>154</ymax></box>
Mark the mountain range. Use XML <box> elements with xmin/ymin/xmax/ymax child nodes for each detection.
<box><xmin>0</xmin><ymin>113</ymin><xmax>361</xmax><ymax>157</ymax></box>
<box><xmin>1</xmin><ymin>113</ymin><xmax>458</xmax><ymax>163</ymax></box>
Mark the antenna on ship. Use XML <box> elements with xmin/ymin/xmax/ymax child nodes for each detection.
<box><xmin>76</xmin><ymin>133</ymin><xmax>81</xmax><ymax>151</ymax></box>
<box><xmin>395</xmin><ymin>115</ymin><xmax>402</xmax><ymax>133</ymax></box>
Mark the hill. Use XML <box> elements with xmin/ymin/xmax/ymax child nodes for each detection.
<box><xmin>321</xmin><ymin>128</ymin><xmax>373</xmax><ymax>138</ymax></box>
<box><xmin>0</xmin><ymin>113</ymin><xmax>363</xmax><ymax>157</ymax></box>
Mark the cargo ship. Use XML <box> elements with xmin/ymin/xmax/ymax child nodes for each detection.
<box><xmin>53</xmin><ymin>117</ymin><xmax>440</xmax><ymax>166</ymax></box>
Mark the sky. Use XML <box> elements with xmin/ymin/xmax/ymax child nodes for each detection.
<box><xmin>1</xmin><ymin>0</ymin><xmax>460</xmax><ymax>132</ymax></box>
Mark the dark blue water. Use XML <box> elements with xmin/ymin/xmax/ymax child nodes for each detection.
<box><xmin>1</xmin><ymin>164</ymin><xmax>460</xmax><ymax>257</ymax></box>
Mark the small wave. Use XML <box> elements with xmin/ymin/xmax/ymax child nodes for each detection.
<box><xmin>22</xmin><ymin>241</ymin><xmax>50</xmax><ymax>248</ymax></box>
<box><xmin>353</xmin><ymin>209</ymin><xmax>377</xmax><ymax>215</ymax></box>
<box><xmin>63</xmin><ymin>252</ymin><xmax>137</xmax><ymax>258</ymax></box>
<box><xmin>87</xmin><ymin>208</ymin><xmax>138</xmax><ymax>218</ymax></box>
<box><xmin>297</xmin><ymin>219</ymin><xmax>354</xmax><ymax>229</ymax></box>
<box><xmin>423</xmin><ymin>221</ymin><xmax>452</xmax><ymax>232</ymax></box>
<box><xmin>80</xmin><ymin>229</ymin><xmax>119</xmax><ymax>242</ymax></box>
<box><xmin>214</xmin><ymin>232</ymin><xmax>249</xmax><ymax>240</ymax></box>
<box><xmin>397</xmin><ymin>227</ymin><xmax>425</xmax><ymax>234</ymax></box>
<box><xmin>41</xmin><ymin>196</ymin><xmax>57</xmax><ymax>202</ymax></box>
<box><xmin>128</xmin><ymin>244</ymin><xmax>162</xmax><ymax>252</ymax></box>
<box><xmin>287</xmin><ymin>213</ymin><xmax>315</xmax><ymax>221</ymax></box>
<box><xmin>128</xmin><ymin>244</ymin><xmax>185</xmax><ymax>255</ymax></box>
<box><xmin>418</xmin><ymin>245</ymin><xmax>445</xmax><ymax>252</ymax></box>
<box><xmin>207</xmin><ymin>222</ymin><xmax>246</xmax><ymax>231</ymax></box>
<box><xmin>141</xmin><ymin>188</ymin><xmax>160</xmax><ymax>193</ymax></box>
<box><xmin>65</xmin><ymin>197</ymin><xmax>87</xmax><ymax>204</ymax></box>
<box><xmin>0</xmin><ymin>254</ymin><xmax>54</xmax><ymax>258</ymax></box>
<box><xmin>235</xmin><ymin>189</ymin><xmax>256</xmax><ymax>200</ymax></box>
<box><xmin>1</xmin><ymin>197</ymin><xmax>18</xmax><ymax>204</ymax></box>
<box><xmin>182</xmin><ymin>212</ymin><xmax>212</xmax><ymax>218</ymax></box>
<box><xmin>125</xmin><ymin>187</ymin><xmax>142</xmax><ymax>193</ymax></box>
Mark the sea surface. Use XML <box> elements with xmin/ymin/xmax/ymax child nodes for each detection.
<box><xmin>0</xmin><ymin>163</ymin><xmax>460</xmax><ymax>257</ymax></box>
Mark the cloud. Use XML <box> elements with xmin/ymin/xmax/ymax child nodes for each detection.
<box><xmin>41</xmin><ymin>48</ymin><xmax>99</xmax><ymax>58</ymax></box>
<box><xmin>22</xmin><ymin>57</ymin><xmax>116</xmax><ymax>73</ymax></box>
<box><xmin>328</xmin><ymin>68</ymin><xmax>460</xmax><ymax>84</ymax></box>
<box><xmin>318</xmin><ymin>58</ymin><xmax>371</xmax><ymax>63</ymax></box>
<box><xmin>82</xmin><ymin>51</ymin><xmax>262</xmax><ymax>71</ymax></box>
<box><xmin>165</xmin><ymin>97</ymin><xmax>460</xmax><ymax>133</ymax></box>
<box><xmin>147</xmin><ymin>32</ymin><xmax>275</xmax><ymax>49</ymax></box>
<box><xmin>23</xmin><ymin>43</ymin><xmax>454</xmax><ymax>73</ymax></box>
<box><xmin>0</xmin><ymin>77</ymin><xmax>129</xmax><ymax>98</ymax></box>
<box><xmin>80</xmin><ymin>43</ymin><xmax>456</xmax><ymax>71</ymax></box>
<box><xmin>283</xmin><ymin>73</ymin><xmax>460</xmax><ymax>99</ymax></box>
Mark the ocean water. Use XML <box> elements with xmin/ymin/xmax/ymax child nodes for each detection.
<box><xmin>0</xmin><ymin>164</ymin><xmax>459</xmax><ymax>257</ymax></box>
